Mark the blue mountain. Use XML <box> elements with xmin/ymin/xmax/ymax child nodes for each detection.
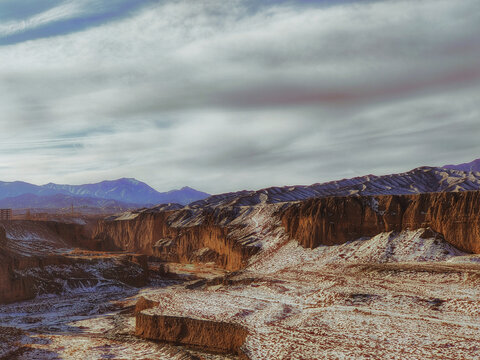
<box><xmin>443</xmin><ymin>158</ymin><xmax>480</xmax><ymax>172</ymax></box>
<box><xmin>0</xmin><ymin>178</ymin><xmax>210</xmax><ymax>209</ymax></box>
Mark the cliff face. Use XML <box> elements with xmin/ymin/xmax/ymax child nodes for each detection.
<box><xmin>93</xmin><ymin>209</ymin><xmax>259</xmax><ymax>271</ymax></box>
<box><xmin>282</xmin><ymin>191</ymin><xmax>480</xmax><ymax>253</ymax></box>
<box><xmin>0</xmin><ymin>252</ymin><xmax>149</xmax><ymax>304</ymax></box>
<box><xmin>0</xmin><ymin>248</ymin><xmax>35</xmax><ymax>304</ymax></box>
<box><xmin>0</xmin><ymin>220</ymin><xmax>93</xmax><ymax>252</ymax></box>
<box><xmin>0</xmin><ymin>221</ymin><xmax>149</xmax><ymax>304</ymax></box>
<box><xmin>93</xmin><ymin>190</ymin><xmax>480</xmax><ymax>274</ymax></box>
<box><xmin>44</xmin><ymin>221</ymin><xmax>93</xmax><ymax>249</ymax></box>
<box><xmin>136</xmin><ymin>310</ymin><xmax>249</xmax><ymax>357</ymax></box>
<box><xmin>0</xmin><ymin>226</ymin><xmax>5</xmax><ymax>246</ymax></box>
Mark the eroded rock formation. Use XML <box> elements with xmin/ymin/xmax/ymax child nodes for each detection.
<box><xmin>94</xmin><ymin>191</ymin><xmax>480</xmax><ymax>273</ymax></box>
<box><xmin>282</xmin><ymin>191</ymin><xmax>480</xmax><ymax>253</ymax></box>
<box><xmin>0</xmin><ymin>221</ymin><xmax>149</xmax><ymax>304</ymax></box>
<box><xmin>93</xmin><ymin>209</ymin><xmax>260</xmax><ymax>271</ymax></box>
<box><xmin>0</xmin><ymin>226</ymin><xmax>6</xmax><ymax>246</ymax></box>
<box><xmin>0</xmin><ymin>250</ymin><xmax>35</xmax><ymax>304</ymax></box>
<box><xmin>136</xmin><ymin>310</ymin><xmax>249</xmax><ymax>357</ymax></box>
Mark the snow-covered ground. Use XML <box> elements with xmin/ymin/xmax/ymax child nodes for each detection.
<box><xmin>0</xmin><ymin>276</ymin><xmax>236</xmax><ymax>359</ymax></box>
<box><xmin>3</xmin><ymin>221</ymin><xmax>72</xmax><ymax>256</ymax></box>
<box><xmin>3</xmin><ymin>212</ymin><xmax>480</xmax><ymax>359</ymax></box>
<box><xmin>138</xmin><ymin>227</ymin><xmax>480</xmax><ymax>360</ymax></box>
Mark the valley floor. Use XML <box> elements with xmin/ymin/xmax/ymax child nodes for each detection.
<box><xmin>139</xmin><ymin>260</ymin><xmax>480</xmax><ymax>360</ymax></box>
<box><xmin>0</xmin><ymin>267</ymin><xmax>235</xmax><ymax>360</ymax></box>
<box><xmin>3</xmin><ymin>256</ymin><xmax>480</xmax><ymax>359</ymax></box>
<box><xmin>2</xmin><ymin>216</ymin><xmax>480</xmax><ymax>359</ymax></box>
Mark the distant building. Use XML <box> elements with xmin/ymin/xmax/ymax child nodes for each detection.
<box><xmin>0</xmin><ymin>209</ymin><xmax>12</xmax><ymax>220</ymax></box>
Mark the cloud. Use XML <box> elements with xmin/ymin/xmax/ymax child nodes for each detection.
<box><xmin>0</xmin><ymin>0</ymin><xmax>154</xmax><ymax>45</ymax></box>
<box><xmin>0</xmin><ymin>0</ymin><xmax>479</xmax><ymax>193</ymax></box>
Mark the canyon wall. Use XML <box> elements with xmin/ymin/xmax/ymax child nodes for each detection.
<box><xmin>0</xmin><ymin>226</ymin><xmax>35</xmax><ymax>303</ymax></box>
<box><xmin>0</xmin><ymin>249</ymin><xmax>35</xmax><ymax>304</ymax></box>
<box><xmin>0</xmin><ymin>252</ymin><xmax>149</xmax><ymax>304</ymax></box>
<box><xmin>44</xmin><ymin>220</ymin><xmax>93</xmax><ymax>249</ymax></box>
<box><xmin>95</xmin><ymin>191</ymin><xmax>480</xmax><ymax>271</ymax></box>
<box><xmin>0</xmin><ymin>221</ymin><xmax>149</xmax><ymax>304</ymax></box>
<box><xmin>282</xmin><ymin>191</ymin><xmax>480</xmax><ymax>253</ymax></box>
<box><xmin>93</xmin><ymin>210</ymin><xmax>259</xmax><ymax>271</ymax></box>
<box><xmin>0</xmin><ymin>220</ymin><xmax>92</xmax><ymax>250</ymax></box>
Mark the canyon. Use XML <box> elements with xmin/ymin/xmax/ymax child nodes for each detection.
<box><xmin>2</xmin><ymin>166</ymin><xmax>480</xmax><ymax>359</ymax></box>
<box><xmin>282</xmin><ymin>191</ymin><xmax>480</xmax><ymax>252</ymax></box>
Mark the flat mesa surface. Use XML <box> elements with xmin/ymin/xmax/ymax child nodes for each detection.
<box><xmin>142</xmin><ymin>261</ymin><xmax>480</xmax><ymax>360</ymax></box>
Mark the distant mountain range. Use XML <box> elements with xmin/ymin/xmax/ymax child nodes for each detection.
<box><xmin>443</xmin><ymin>158</ymin><xmax>480</xmax><ymax>173</ymax></box>
<box><xmin>2</xmin><ymin>158</ymin><xmax>479</xmax><ymax>213</ymax></box>
<box><xmin>0</xmin><ymin>178</ymin><xmax>210</xmax><ymax>211</ymax></box>
<box><xmin>186</xmin><ymin>158</ymin><xmax>480</xmax><ymax>209</ymax></box>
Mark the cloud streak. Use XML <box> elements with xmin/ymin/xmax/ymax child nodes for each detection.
<box><xmin>0</xmin><ymin>0</ymin><xmax>479</xmax><ymax>193</ymax></box>
<box><xmin>0</xmin><ymin>0</ymin><xmax>154</xmax><ymax>45</ymax></box>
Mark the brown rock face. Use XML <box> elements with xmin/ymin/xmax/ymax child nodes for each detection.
<box><xmin>134</xmin><ymin>296</ymin><xmax>159</xmax><ymax>314</ymax></box>
<box><xmin>0</xmin><ymin>252</ymin><xmax>150</xmax><ymax>304</ymax></box>
<box><xmin>0</xmin><ymin>249</ymin><xmax>35</xmax><ymax>304</ymax></box>
<box><xmin>100</xmin><ymin>254</ymin><xmax>150</xmax><ymax>287</ymax></box>
<box><xmin>136</xmin><ymin>311</ymin><xmax>249</xmax><ymax>357</ymax></box>
<box><xmin>0</xmin><ymin>271</ymin><xmax>34</xmax><ymax>304</ymax></box>
<box><xmin>281</xmin><ymin>191</ymin><xmax>480</xmax><ymax>253</ymax></box>
<box><xmin>0</xmin><ymin>226</ymin><xmax>6</xmax><ymax>246</ymax></box>
<box><xmin>93</xmin><ymin>210</ymin><xmax>259</xmax><ymax>271</ymax></box>
<box><xmin>45</xmin><ymin>221</ymin><xmax>93</xmax><ymax>249</ymax></box>
<box><xmin>0</xmin><ymin>221</ymin><xmax>149</xmax><ymax>304</ymax></box>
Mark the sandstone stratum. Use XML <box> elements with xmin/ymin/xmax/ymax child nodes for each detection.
<box><xmin>94</xmin><ymin>191</ymin><xmax>480</xmax><ymax>264</ymax></box>
<box><xmin>2</xmin><ymin>166</ymin><xmax>480</xmax><ymax>359</ymax></box>
<box><xmin>282</xmin><ymin>191</ymin><xmax>480</xmax><ymax>252</ymax></box>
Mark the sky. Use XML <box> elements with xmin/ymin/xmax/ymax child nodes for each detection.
<box><xmin>1</xmin><ymin>0</ymin><xmax>480</xmax><ymax>194</ymax></box>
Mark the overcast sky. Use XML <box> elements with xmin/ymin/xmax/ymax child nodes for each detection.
<box><xmin>1</xmin><ymin>0</ymin><xmax>479</xmax><ymax>194</ymax></box>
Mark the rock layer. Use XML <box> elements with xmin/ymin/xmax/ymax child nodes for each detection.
<box><xmin>0</xmin><ymin>250</ymin><xmax>35</xmax><ymax>304</ymax></box>
<box><xmin>0</xmin><ymin>221</ymin><xmax>149</xmax><ymax>304</ymax></box>
<box><xmin>282</xmin><ymin>191</ymin><xmax>480</xmax><ymax>253</ymax></box>
<box><xmin>93</xmin><ymin>209</ymin><xmax>259</xmax><ymax>271</ymax></box>
<box><xmin>136</xmin><ymin>310</ymin><xmax>249</xmax><ymax>357</ymax></box>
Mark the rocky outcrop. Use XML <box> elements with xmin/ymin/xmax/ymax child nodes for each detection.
<box><xmin>135</xmin><ymin>296</ymin><xmax>160</xmax><ymax>314</ymax></box>
<box><xmin>0</xmin><ymin>220</ymin><xmax>150</xmax><ymax>304</ymax></box>
<box><xmin>93</xmin><ymin>209</ymin><xmax>259</xmax><ymax>271</ymax></box>
<box><xmin>136</xmin><ymin>310</ymin><xmax>249</xmax><ymax>357</ymax></box>
<box><xmin>0</xmin><ymin>249</ymin><xmax>36</xmax><ymax>304</ymax></box>
<box><xmin>43</xmin><ymin>220</ymin><xmax>93</xmax><ymax>249</ymax></box>
<box><xmin>282</xmin><ymin>191</ymin><xmax>480</xmax><ymax>253</ymax></box>
<box><xmin>0</xmin><ymin>252</ymin><xmax>149</xmax><ymax>304</ymax></box>
<box><xmin>0</xmin><ymin>226</ymin><xmax>6</xmax><ymax>246</ymax></box>
<box><xmin>100</xmin><ymin>254</ymin><xmax>149</xmax><ymax>287</ymax></box>
<box><xmin>0</xmin><ymin>220</ymin><xmax>93</xmax><ymax>250</ymax></box>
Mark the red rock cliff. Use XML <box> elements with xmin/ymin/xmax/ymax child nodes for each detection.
<box><xmin>93</xmin><ymin>209</ymin><xmax>259</xmax><ymax>271</ymax></box>
<box><xmin>0</xmin><ymin>249</ymin><xmax>35</xmax><ymax>304</ymax></box>
<box><xmin>281</xmin><ymin>191</ymin><xmax>480</xmax><ymax>253</ymax></box>
<box><xmin>0</xmin><ymin>221</ymin><xmax>148</xmax><ymax>304</ymax></box>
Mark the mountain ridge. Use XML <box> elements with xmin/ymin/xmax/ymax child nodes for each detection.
<box><xmin>2</xmin><ymin>158</ymin><xmax>479</xmax><ymax>212</ymax></box>
<box><xmin>0</xmin><ymin>178</ymin><xmax>210</xmax><ymax>208</ymax></box>
<box><xmin>443</xmin><ymin>158</ymin><xmax>480</xmax><ymax>172</ymax></box>
<box><xmin>187</xmin><ymin>165</ymin><xmax>480</xmax><ymax>209</ymax></box>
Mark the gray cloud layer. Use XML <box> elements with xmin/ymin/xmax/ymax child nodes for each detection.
<box><xmin>1</xmin><ymin>0</ymin><xmax>479</xmax><ymax>193</ymax></box>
